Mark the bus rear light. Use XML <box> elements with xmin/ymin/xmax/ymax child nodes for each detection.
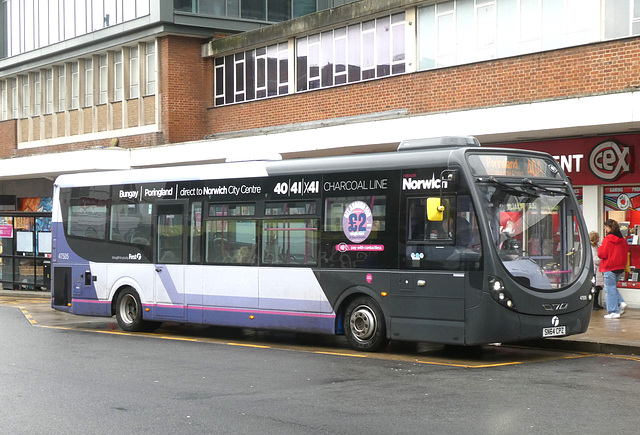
<box><xmin>67</xmin><ymin>303</ymin><xmax>72</xmax><ymax>307</ymax></box>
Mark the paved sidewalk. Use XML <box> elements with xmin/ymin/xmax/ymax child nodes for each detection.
<box><xmin>2</xmin><ymin>289</ymin><xmax>638</xmax><ymax>355</ymax></box>
<box><xmin>548</xmin><ymin>307</ymin><xmax>640</xmax><ymax>355</ymax></box>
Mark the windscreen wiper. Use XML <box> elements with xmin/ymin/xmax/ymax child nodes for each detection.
<box><xmin>522</xmin><ymin>178</ymin><xmax>569</xmax><ymax>196</ymax></box>
<box><xmin>481</xmin><ymin>176</ymin><xmax>533</xmax><ymax>196</ymax></box>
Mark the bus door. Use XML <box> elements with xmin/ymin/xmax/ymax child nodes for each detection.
<box><xmin>392</xmin><ymin>195</ymin><xmax>481</xmax><ymax>343</ymax></box>
<box><xmin>154</xmin><ymin>202</ymin><xmax>187</xmax><ymax>320</ymax></box>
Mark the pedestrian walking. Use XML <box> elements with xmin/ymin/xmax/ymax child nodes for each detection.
<box><xmin>589</xmin><ymin>231</ymin><xmax>604</xmax><ymax>310</ymax></box>
<box><xmin>598</xmin><ymin>219</ymin><xmax>629</xmax><ymax>319</ymax></box>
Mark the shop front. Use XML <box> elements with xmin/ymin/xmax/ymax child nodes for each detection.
<box><xmin>0</xmin><ymin>197</ymin><xmax>52</xmax><ymax>292</ymax></box>
<box><xmin>497</xmin><ymin>133</ymin><xmax>640</xmax><ymax>307</ymax></box>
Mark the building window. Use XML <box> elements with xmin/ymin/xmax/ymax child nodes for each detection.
<box><xmin>114</xmin><ymin>51</ymin><xmax>123</xmax><ymax>101</ymax></box>
<box><xmin>1</xmin><ymin>81</ymin><xmax>7</xmax><ymax>121</ymax></box>
<box><xmin>4</xmin><ymin>0</ymin><xmax>151</xmax><ymax>58</ymax></box>
<box><xmin>85</xmin><ymin>58</ymin><xmax>94</xmax><ymax>107</ymax></box>
<box><xmin>130</xmin><ymin>46</ymin><xmax>139</xmax><ymax>98</ymax></box>
<box><xmin>45</xmin><ymin>69</ymin><xmax>53</xmax><ymax>114</ymax></box>
<box><xmin>71</xmin><ymin>62</ymin><xmax>79</xmax><ymax>110</ymax></box>
<box><xmin>34</xmin><ymin>72</ymin><xmax>41</xmax><ymax>116</ymax></box>
<box><xmin>99</xmin><ymin>54</ymin><xmax>108</xmax><ymax>104</ymax></box>
<box><xmin>295</xmin><ymin>13</ymin><xmax>406</xmax><ymax>92</ymax></box>
<box><xmin>11</xmin><ymin>78</ymin><xmax>18</xmax><ymax>119</ymax></box>
<box><xmin>21</xmin><ymin>75</ymin><xmax>30</xmax><ymax>118</ymax></box>
<box><xmin>214</xmin><ymin>41</ymin><xmax>289</xmax><ymax>106</ymax></box>
<box><xmin>57</xmin><ymin>65</ymin><xmax>67</xmax><ymax>112</ymax></box>
<box><xmin>145</xmin><ymin>41</ymin><xmax>156</xmax><ymax>95</ymax></box>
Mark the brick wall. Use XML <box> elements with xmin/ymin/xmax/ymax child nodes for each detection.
<box><xmin>207</xmin><ymin>38</ymin><xmax>640</xmax><ymax>134</ymax></box>
<box><xmin>0</xmin><ymin>120</ymin><xmax>17</xmax><ymax>158</ymax></box>
<box><xmin>159</xmin><ymin>36</ymin><xmax>211</xmax><ymax>143</ymax></box>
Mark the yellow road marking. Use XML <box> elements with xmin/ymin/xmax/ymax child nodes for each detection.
<box><xmin>226</xmin><ymin>342</ymin><xmax>271</xmax><ymax>349</ymax></box>
<box><xmin>9</xmin><ymin>303</ymin><xmax>640</xmax><ymax>367</ymax></box>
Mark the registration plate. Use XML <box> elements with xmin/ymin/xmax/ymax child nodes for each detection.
<box><xmin>542</xmin><ymin>326</ymin><xmax>566</xmax><ymax>337</ymax></box>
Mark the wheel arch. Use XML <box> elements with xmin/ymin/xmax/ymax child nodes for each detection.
<box><xmin>109</xmin><ymin>278</ymin><xmax>145</xmax><ymax>316</ymax></box>
<box><xmin>333</xmin><ymin>285</ymin><xmax>389</xmax><ymax>338</ymax></box>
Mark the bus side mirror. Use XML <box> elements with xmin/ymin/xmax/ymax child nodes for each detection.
<box><xmin>427</xmin><ymin>198</ymin><xmax>444</xmax><ymax>221</ymax></box>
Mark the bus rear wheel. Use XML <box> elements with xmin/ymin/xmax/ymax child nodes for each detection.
<box><xmin>116</xmin><ymin>289</ymin><xmax>145</xmax><ymax>332</ymax></box>
<box><xmin>344</xmin><ymin>296</ymin><xmax>388</xmax><ymax>352</ymax></box>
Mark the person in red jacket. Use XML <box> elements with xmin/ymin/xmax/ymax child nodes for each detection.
<box><xmin>598</xmin><ymin>219</ymin><xmax>629</xmax><ymax>319</ymax></box>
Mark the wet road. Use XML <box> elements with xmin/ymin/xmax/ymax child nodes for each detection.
<box><xmin>1</xmin><ymin>295</ymin><xmax>616</xmax><ymax>368</ymax></box>
<box><xmin>2</xmin><ymin>297</ymin><xmax>640</xmax><ymax>434</ymax></box>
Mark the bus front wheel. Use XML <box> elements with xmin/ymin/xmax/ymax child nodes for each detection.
<box><xmin>116</xmin><ymin>289</ymin><xmax>145</xmax><ymax>332</ymax></box>
<box><xmin>344</xmin><ymin>296</ymin><xmax>388</xmax><ymax>352</ymax></box>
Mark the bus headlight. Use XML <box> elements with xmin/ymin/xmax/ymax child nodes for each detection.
<box><xmin>489</xmin><ymin>276</ymin><xmax>516</xmax><ymax>311</ymax></box>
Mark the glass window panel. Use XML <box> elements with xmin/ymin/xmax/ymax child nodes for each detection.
<box><xmin>67</xmin><ymin>204</ymin><xmax>107</xmax><ymax>239</ymax></box>
<box><xmin>296</xmin><ymin>38</ymin><xmax>308</xmax><ymax>91</ymax></box>
<box><xmin>99</xmin><ymin>54</ymin><xmax>108</xmax><ymax>104</ymax></box>
<box><xmin>157</xmin><ymin>210</ymin><xmax>184</xmax><ymax>264</ymax></box>
<box><xmin>71</xmin><ymin>62</ymin><xmax>79</xmax><ymax>109</ymax></box>
<box><xmin>92</xmin><ymin>0</ymin><xmax>105</xmax><ymax>30</ymax></box>
<box><xmin>104</xmin><ymin>0</ymin><xmax>117</xmax><ymax>26</ymax></box>
<box><xmin>245</xmin><ymin>49</ymin><xmax>256</xmax><ymax>100</ymax></box>
<box><xmin>209</xmin><ymin>203</ymin><xmax>255</xmax><ymax>217</ymax></box>
<box><xmin>205</xmin><ymin>219</ymin><xmax>257</xmax><ymax>264</ymax></box>
<box><xmin>262</xmin><ymin>219</ymin><xmax>318</xmax><ymax>265</ymax></box>
<box><xmin>64</xmin><ymin>0</ymin><xmax>75</xmax><ymax>39</ymax></box>
<box><xmin>58</xmin><ymin>65</ymin><xmax>66</xmax><ymax>112</ymax></box>
<box><xmin>110</xmin><ymin>203</ymin><xmax>153</xmax><ymax>245</ymax></box>
<box><xmin>293</xmin><ymin>0</ymin><xmax>316</xmax><ymax>18</ymax></box>
<box><xmin>376</xmin><ymin>16</ymin><xmax>391</xmax><ymax>77</ymax></box>
<box><xmin>49</xmin><ymin>0</ymin><xmax>60</xmax><ymax>44</ymax></box>
<box><xmin>227</xmin><ymin>0</ymin><xmax>240</xmax><ymax>17</ymax></box>
<box><xmin>362</xmin><ymin>24</ymin><xmax>375</xmax><ymax>80</ymax></box>
<box><xmin>241</xmin><ymin>0</ymin><xmax>265</xmax><ymax>20</ymax></box>
<box><xmin>138</xmin><ymin>0</ymin><xmax>150</xmax><ymax>16</ymax></box>
<box><xmin>265</xmin><ymin>201</ymin><xmax>317</xmax><ymax>216</ymax></box>
<box><xmin>22</xmin><ymin>76</ymin><xmax>30</xmax><ymax>118</ymax></box>
<box><xmin>123</xmin><ymin>0</ymin><xmax>137</xmax><ymax>21</ymax></box>
<box><xmin>267</xmin><ymin>44</ymin><xmax>278</xmax><ymax>96</ymax></box>
<box><xmin>321</xmin><ymin>31</ymin><xmax>333</xmax><ymax>87</ymax></box>
<box><xmin>268</xmin><ymin>0</ymin><xmax>290</xmax><ymax>21</ymax></box>
<box><xmin>392</xmin><ymin>15</ymin><xmax>405</xmax><ymax>62</ymax></box>
<box><xmin>191</xmin><ymin>202</ymin><xmax>202</xmax><ymax>263</ymax></box>
<box><xmin>146</xmin><ymin>42</ymin><xmax>156</xmax><ymax>95</ymax></box>
<box><xmin>308</xmin><ymin>34</ymin><xmax>320</xmax><ymax>88</ymax></box>
<box><xmin>85</xmin><ymin>58</ymin><xmax>93</xmax><ymax>107</ymax></box>
<box><xmin>45</xmin><ymin>69</ymin><xmax>53</xmax><ymax>114</ymax></box>
<box><xmin>348</xmin><ymin>24</ymin><xmax>361</xmax><ymax>82</ymax></box>
<box><xmin>114</xmin><ymin>51</ymin><xmax>123</xmax><ymax>101</ymax></box>
<box><xmin>25</xmin><ymin>0</ymin><xmax>35</xmax><ymax>52</ymax></box>
<box><xmin>75</xmin><ymin>0</ymin><xmax>87</xmax><ymax>35</ymax></box>
<box><xmin>130</xmin><ymin>47</ymin><xmax>139</xmax><ymax>99</ymax></box>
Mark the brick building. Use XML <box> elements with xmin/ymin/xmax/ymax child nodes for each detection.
<box><xmin>1</xmin><ymin>0</ymin><xmax>640</xmax><ymax>298</ymax></box>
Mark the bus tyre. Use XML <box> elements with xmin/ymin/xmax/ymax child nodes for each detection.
<box><xmin>116</xmin><ymin>289</ymin><xmax>145</xmax><ymax>332</ymax></box>
<box><xmin>344</xmin><ymin>296</ymin><xmax>388</xmax><ymax>352</ymax></box>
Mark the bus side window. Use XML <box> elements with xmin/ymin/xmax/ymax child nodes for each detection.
<box><xmin>408</xmin><ymin>197</ymin><xmax>454</xmax><ymax>242</ymax></box>
<box><xmin>263</xmin><ymin>201</ymin><xmax>319</xmax><ymax>266</ymax></box>
<box><xmin>204</xmin><ymin>203</ymin><xmax>257</xmax><ymax>265</ymax></box>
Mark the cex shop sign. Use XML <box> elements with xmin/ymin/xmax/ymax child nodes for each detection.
<box><xmin>496</xmin><ymin>136</ymin><xmax>638</xmax><ymax>185</ymax></box>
